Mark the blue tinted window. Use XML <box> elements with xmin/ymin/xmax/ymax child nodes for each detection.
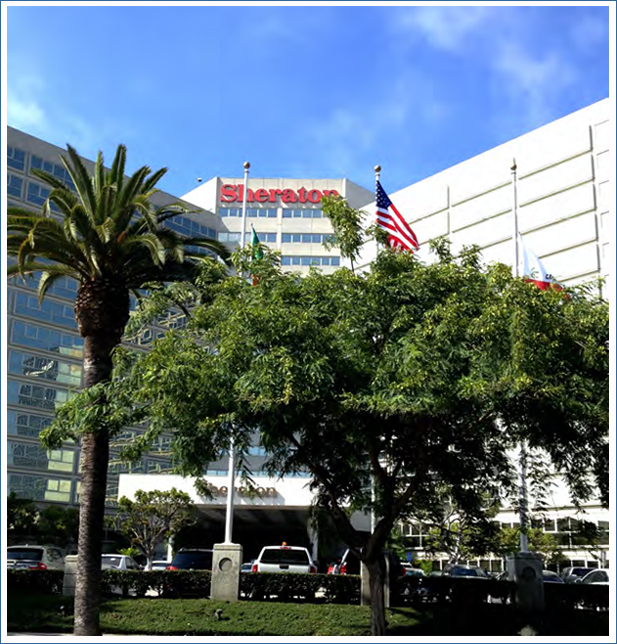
<box><xmin>7</xmin><ymin>173</ymin><xmax>23</xmax><ymax>198</ymax></box>
<box><xmin>281</xmin><ymin>257</ymin><xmax>292</xmax><ymax>266</ymax></box>
<box><xmin>7</xmin><ymin>379</ymin><xmax>72</xmax><ymax>411</ymax></box>
<box><xmin>9</xmin><ymin>350</ymin><xmax>82</xmax><ymax>386</ymax></box>
<box><xmin>11</xmin><ymin>321</ymin><xmax>84</xmax><ymax>358</ymax></box>
<box><xmin>7</xmin><ymin>410</ymin><xmax>54</xmax><ymax>438</ymax></box>
<box><xmin>331</xmin><ymin>257</ymin><xmax>340</xmax><ymax>266</ymax></box>
<box><xmin>14</xmin><ymin>293</ymin><xmax>77</xmax><ymax>330</ymax></box>
<box><xmin>8</xmin><ymin>146</ymin><xmax>26</xmax><ymax>171</ymax></box>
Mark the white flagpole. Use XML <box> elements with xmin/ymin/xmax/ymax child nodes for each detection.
<box><xmin>511</xmin><ymin>159</ymin><xmax>529</xmax><ymax>554</ymax></box>
<box><xmin>223</xmin><ymin>161</ymin><xmax>250</xmax><ymax>545</ymax></box>
<box><xmin>240</xmin><ymin>161</ymin><xmax>250</xmax><ymax>250</ymax></box>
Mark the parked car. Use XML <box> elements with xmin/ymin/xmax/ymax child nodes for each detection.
<box><xmin>442</xmin><ymin>564</ymin><xmax>489</xmax><ymax>578</ymax></box>
<box><xmin>7</xmin><ymin>545</ymin><xmax>65</xmax><ymax>571</ymax></box>
<box><xmin>251</xmin><ymin>543</ymin><xmax>317</xmax><ymax>574</ymax></box>
<box><xmin>166</xmin><ymin>549</ymin><xmax>214</xmax><ymax>571</ymax></box>
<box><xmin>241</xmin><ymin>561</ymin><xmax>254</xmax><ymax>573</ymax></box>
<box><xmin>542</xmin><ymin>570</ymin><xmax>564</xmax><ymax>583</ymax></box>
<box><xmin>578</xmin><ymin>569</ymin><xmax>609</xmax><ymax>585</ymax></box>
<box><xmin>101</xmin><ymin>554</ymin><xmax>142</xmax><ymax>571</ymax></box>
<box><xmin>151</xmin><ymin>560</ymin><xmax>171</xmax><ymax>571</ymax></box>
<box><xmin>561</xmin><ymin>566</ymin><xmax>594</xmax><ymax>583</ymax></box>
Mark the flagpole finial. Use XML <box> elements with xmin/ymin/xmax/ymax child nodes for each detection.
<box><xmin>243</xmin><ymin>161</ymin><xmax>250</xmax><ymax>170</ymax></box>
<box><xmin>374</xmin><ymin>165</ymin><xmax>381</xmax><ymax>173</ymax></box>
<box><xmin>511</xmin><ymin>158</ymin><xmax>517</xmax><ymax>172</ymax></box>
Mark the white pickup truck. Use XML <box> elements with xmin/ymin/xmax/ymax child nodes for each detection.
<box><xmin>251</xmin><ymin>543</ymin><xmax>317</xmax><ymax>574</ymax></box>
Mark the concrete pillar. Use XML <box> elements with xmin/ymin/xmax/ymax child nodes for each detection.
<box><xmin>507</xmin><ymin>552</ymin><xmax>544</xmax><ymax>613</ymax></box>
<box><xmin>210</xmin><ymin>543</ymin><xmax>243</xmax><ymax>602</ymax></box>
<box><xmin>62</xmin><ymin>554</ymin><xmax>78</xmax><ymax>596</ymax></box>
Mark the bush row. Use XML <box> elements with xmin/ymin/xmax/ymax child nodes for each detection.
<box><xmin>7</xmin><ymin>569</ymin><xmax>64</xmax><ymax>595</ymax></box>
<box><xmin>8</xmin><ymin>569</ymin><xmax>608</xmax><ymax>611</ymax></box>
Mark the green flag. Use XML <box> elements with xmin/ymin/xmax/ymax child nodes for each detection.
<box><xmin>252</xmin><ymin>227</ymin><xmax>264</xmax><ymax>260</ymax></box>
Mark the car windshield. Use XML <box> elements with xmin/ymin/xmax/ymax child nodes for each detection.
<box><xmin>451</xmin><ymin>567</ymin><xmax>480</xmax><ymax>576</ymax></box>
<box><xmin>260</xmin><ymin>549</ymin><xmax>309</xmax><ymax>565</ymax></box>
<box><xmin>102</xmin><ymin>556</ymin><xmax>122</xmax><ymax>567</ymax></box>
<box><xmin>172</xmin><ymin>551</ymin><xmax>212</xmax><ymax>568</ymax></box>
<box><xmin>7</xmin><ymin>548</ymin><xmax>43</xmax><ymax>561</ymax></box>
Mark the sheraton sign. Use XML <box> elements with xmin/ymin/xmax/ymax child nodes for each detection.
<box><xmin>220</xmin><ymin>183</ymin><xmax>339</xmax><ymax>204</ymax></box>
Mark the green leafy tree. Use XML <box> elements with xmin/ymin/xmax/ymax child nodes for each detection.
<box><xmin>494</xmin><ymin>526</ymin><xmax>563</xmax><ymax>566</ymax></box>
<box><xmin>108</xmin><ymin>489</ymin><xmax>196</xmax><ymax>569</ymax></box>
<box><xmin>7</xmin><ymin>144</ymin><xmax>229</xmax><ymax>636</ymax></box>
<box><xmin>37</xmin><ymin>505</ymin><xmax>80</xmax><ymax>549</ymax></box>
<box><xmin>7</xmin><ymin>493</ymin><xmax>39</xmax><ymax>543</ymax></box>
<box><xmin>82</xmin><ymin>205</ymin><xmax>607</xmax><ymax>634</ymax></box>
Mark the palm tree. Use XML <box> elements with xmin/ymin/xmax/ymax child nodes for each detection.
<box><xmin>7</xmin><ymin>144</ymin><xmax>229</xmax><ymax>635</ymax></box>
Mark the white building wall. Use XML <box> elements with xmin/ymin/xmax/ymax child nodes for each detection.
<box><xmin>356</xmin><ymin>99</ymin><xmax>611</xmax><ymax>295</ymax></box>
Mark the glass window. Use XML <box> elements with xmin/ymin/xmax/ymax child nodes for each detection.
<box><xmin>9</xmin><ymin>350</ymin><xmax>82</xmax><ymax>387</ymax></box>
<box><xmin>7</xmin><ymin>410</ymin><xmax>53</xmax><ymax>438</ymax></box>
<box><xmin>8</xmin><ymin>146</ymin><xmax>26</xmax><ymax>171</ymax></box>
<box><xmin>291</xmin><ymin>256</ymin><xmax>301</xmax><ymax>265</ymax></box>
<box><xmin>281</xmin><ymin>257</ymin><xmax>292</xmax><ymax>266</ymax></box>
<box><xmin>282</xmin><ymin>234</ymin><xmax>291</xmax><ymax>243</ymax></box>
<box><xmin>14</xmin><ymin>293</ymin><xmax>78</xmax><ymax>330</ymax></box>
<box><xmin>8</xmin><ymin>441</ymin><xmax>75</xmax><ymax>473</ymax></box>
<box><xmin>321</xmin><ymin>257</ymin><xmax>331</xmax><ymax>266</ymax></box>
<box><xmin>26</xmin><ymin>181</ymin><xmax>52</xmax><ymax>207</ymax></box>
<box><xmin>7</xmin><ymin>173</ymin><xmax>24</xmax><ymax>198</ymax></box>
<box><xmin>8</xmin><ymin>473</ymin><xmax>72</xmax><ymax>503</ymax></box>
<box><xmin>8</xmin><ymin>380</ymin><xmax>72</xmax><ymax>411</ymax></box>
<box><xmin>331</xmin><ymin>257</ymin><xmax>340</xmax><ymax>266</ymax></box>
<box><xmin>11</xmin><ymin>321</ymin><xmax>84</xmax><ymax>358</ymax></box>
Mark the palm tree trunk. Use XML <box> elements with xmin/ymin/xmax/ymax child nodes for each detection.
<box><xmin>73</xmin><ymin>333</ymin><xmax>116</xmax><ymax>635</ymax></box>
<box><xmin>73</xmin><ymin>430</ymin><xmax>110</xmax><ymax>635</ymax></box>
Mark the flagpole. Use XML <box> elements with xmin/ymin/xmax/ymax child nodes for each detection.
<box><xmin>223</xmin><ymin>161</ymin><xmax>249</xmax><ymax>545</ymax></box>
<box><xmin>511</xmin><ymin>159</ymin><xmax>529</xmax><ymax>554</ymax></box>
<box><xmin>240</xmin><ymin>161</ymin><xmax>250</xmax><ymax>250</ymax></box>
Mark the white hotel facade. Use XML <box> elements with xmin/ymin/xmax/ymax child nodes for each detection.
<box><xmin>6</xmin><ymin>99</ymin><xmax>611</xmax><ymax>568</ymax></box>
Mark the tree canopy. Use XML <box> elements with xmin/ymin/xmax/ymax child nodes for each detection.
<box><xmin>82</xmin><ymin>231</ymin><xmax>607</xmax><ymax>634</ymax></box>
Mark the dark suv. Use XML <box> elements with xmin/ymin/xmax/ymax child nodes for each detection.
<box><xmin>166</xmin><ymin>549</ymin><xmax>214</xmax><ymax>571</ymax></box>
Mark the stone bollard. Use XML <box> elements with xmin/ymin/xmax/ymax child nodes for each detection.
<box><xmin>63</xmin><ymin>554</ymin><xmax>78</xmax><ymax>596</ymax></box>
<box><xmin>507</xmin><ymin>552</ymin><xmax>545</xmax><ymax>613</ymax></box>
<box><xmin>210</xmin><ymin>543</ymin><xmax>243</xmax><ymax>602</ymax></box>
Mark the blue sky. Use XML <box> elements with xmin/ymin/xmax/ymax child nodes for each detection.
<box><xmin>5</xmin><ymin>3</ymin><xmax>611</xmax><ymax>198</ymax></box>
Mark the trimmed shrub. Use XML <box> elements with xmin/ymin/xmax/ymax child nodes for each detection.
<box><xmin>7</xmin><ymin>569</ymin><xmax>64</xmax><ymax>595</ymax></box>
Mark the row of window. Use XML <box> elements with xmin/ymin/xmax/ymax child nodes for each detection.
<box><xmin>7</xmin><ymin>174</ymin><xmax>60</xmax><ymax>210</ymax></box>
<box><xmin>220</xmin><ymin>208</ymin><xmax>278</xmax><ymax>218</ymax></box>
<box><xmin>165</xmin><ymin>216</ymin><xmax>217</xmax><ymax>240</ymax></box>
<box><xmin>8</xmin><ymin>379</ymin><xmax>73</xmax><ymax>411</ymax></box>
<box><xmin>219</xmin><ymin>207</ymin><xmax>325</xmax><ymax>219</ymax></box>
<box><xmin>11</xmin><ymin>292</ymin><xmax>77</xmax><ymax>330</ymax></box>
<box><xmin>8</xmin><ymin>350</ymin><xmax>83</xmax><ymax>387</ymax></box>
<box><xmin>281</xmin><ymin>256</ymin><xmax>340</xmax><ymax>267</ymax></box>
<box><xmin>7</xmin><ymin>146</ymin><xmax>76</xmax><ymax>189</ymax></box>
<box><xmin>11</xmin><ymin>320</ymin><xmax>84</xmax><ymax>358</ymax></box>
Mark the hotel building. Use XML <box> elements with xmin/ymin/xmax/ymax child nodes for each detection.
<box><xmin>5</xmin><ymin>98</ymin><xmax>611</xmax><ymax>567</ymax></box>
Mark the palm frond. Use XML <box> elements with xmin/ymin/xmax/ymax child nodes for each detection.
<box><xmin>93</xmin><ymin>150</ymin><xmax>105</xmax><ymax>198</ymax></box>
<box><xmin>122</xmin><ymin>233</ymin><xmax>167</xmax><ymax>266</ymax></box>
<box><xmin>108</xmin><ymin>144</ymin><xmax>127</xmax><ymax>193</ymax></box>
<box><xmin>142</xmin><ymin>166</ymin><xmax>167</xmax><ymax>194</ymax></box>
<box><xmin>30</xmin><ymin>168</ymin><xmax>71</xmax><ymax>193</ymax></box>
<box><xmin>63</xmin><ymin>144</ymin><xmax>98</xmax><ymax>223</ymax></box>
<box><xmin>37</xmin><ymin>268</ymin><xmax>79</xmax><ymax>303</ymax></box>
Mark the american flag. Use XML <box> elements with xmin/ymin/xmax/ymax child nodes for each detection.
<box><xmin>376</xmin><ymin>180</ymin><xmax>419</xmax><ymax>252</ymax></box>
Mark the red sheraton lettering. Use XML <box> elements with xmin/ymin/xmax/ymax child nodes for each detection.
<box><xmin>220</xmin><ymin>184</ymin><xmax>339</xmax><ymax>204</ymax></box>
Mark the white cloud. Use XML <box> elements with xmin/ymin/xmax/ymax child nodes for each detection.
<box><xmin>396</xmin><ymin>5</ymin><xmax>496</xmax><ymax>52</ymax></box>
<box><xmin>494</xmin><ymin>43</ymin><xmax>575</xmax><ymax>123</ymax></box>
<box><xmin>391</xmin><ymin>6</ymin><xmax>583</xmax><ymax>126</ymax></box>
<box><xmin>7</xmin><ymin>94</ymin><xmax>46</xmax><ymax>132</ymax></box>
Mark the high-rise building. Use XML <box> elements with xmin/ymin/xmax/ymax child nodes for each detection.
<box><xmin>6</xmin><ymin>97</ymin><xmax>611</xmax><ymax>568</ymax></box>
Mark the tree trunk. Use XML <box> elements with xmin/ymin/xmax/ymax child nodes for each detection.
<box><xmin>366</xmin><ymin>556</ymin><xmax>387</xmax><ymax>636</ymax></box>
<box><xmin>73</xmin><ymin>430</ymin><xmax>110</xmax><ymax>635</ymax></box>
<box><xmin>73</xmin><ymin>331</ymin><xmax>117</xmax><ymax>635</ymax></box>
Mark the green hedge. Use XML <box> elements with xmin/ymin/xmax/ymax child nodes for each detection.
<box><xmin>7</xmin><ymin>569</ymin><xmax>64</xmax><ymax>595</ymax></box>
<box><xmin>101</xmin><ymin>570</ymin><xmax>360</xmax><ymax>603</ymax></box>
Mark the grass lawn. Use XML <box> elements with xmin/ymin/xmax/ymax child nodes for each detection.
<box><xmin>7</xmin><ymin>593</ymin><xmax>609</xmax><ymax>636</ymax></box>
